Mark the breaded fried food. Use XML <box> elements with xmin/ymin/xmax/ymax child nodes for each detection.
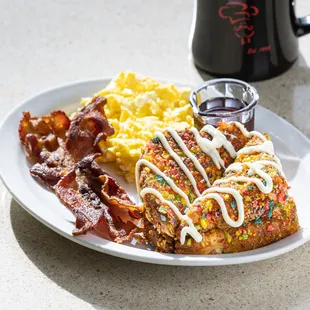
<box><xmin>137</xmin><ymin>122</ymin><xmax>255</xmax><ymax>252</ymax></box>
<box><xmin>137</xmin><ymin>122</ymin><xmax>299</xmax><ymax>253</ymax></box>
<box><xmin>177</xmin><ymin>135</ymin><xmax>299</xmax><ymax>254</ymax></box>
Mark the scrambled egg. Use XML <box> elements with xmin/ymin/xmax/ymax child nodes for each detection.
<box><xmin>82</xmin><ymin>72</ymin><xmax>194</xmax><ymax>182</ymax></box>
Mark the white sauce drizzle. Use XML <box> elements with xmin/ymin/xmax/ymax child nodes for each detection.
<box><xmin>166</xmin><ymin>128</ymin><xmax>212</xmax><ymax>187</ymax></box>
<box><xmin>226</xmin><ymin>160</ymin><xmax>285</xmax><ymax>178</ymax></box>
<box><xmin>135</xmin><ymin>159</ymin><xmax>190</xmax><ymax>207</ymax></box>
<box><xmin>201</xmin><ymin>125</ymin><xmax>237</xmax><ymax>158</ymax></box>
<box><xmin>231</xmin><ymin>131</ymin><xmax>283</xmax><ymax>170</ymax></box>
<box><xmin>140</xmin><ymin>188</ymin><xmax>203</xmax><ymax>244</ymax></box>
<box><xmin>190</xmin><ymin>128</ymin><xmax>225</xmax><ymax>169</ymax></box>
<box><xmin>155</xmin><ymin>131</ymin><xmax>201</xmax><ymax>196</ymax></box>
<box><xmin>136</xmin><ymin>122</ymin><xmax>283</xmax><ymax>244</ymax></box>
<box><xmin>194</xmin><ymin>187</ymin><xmax>245</xmax><ymax>227</ymax></box>
<box><xmin>231</xmin><ymin>121</ymin><xmax>267</xmax><ymax>142</ymax></box>
<box><xmin>217</xmin><ymin>161</ymin><xmax>283</xmax><ymax>194</ymax></box>
<box><xmin>213</xmin><ymin>172</ymin><xmax>273</xmax><ymax>194</ymax></box>
<box><xmin>199</xmin><ymin>158</ymin><xmax>283</xmax><ymax>227</ymax></box>
<box><xmin>273</xmin><ymin>155</ymin><xmax>282</xmax><ymax>167</ymax></box>
<box><xmin>237</xmin><ymin>140</ymin><xmax>274</xmax><ymax>156</ymax></box>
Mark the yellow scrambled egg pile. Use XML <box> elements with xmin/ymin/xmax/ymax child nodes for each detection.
<box><xmin>82</xmin><ymin>72</ymin><xmax>194</xmax><ymax>182</ymax></box>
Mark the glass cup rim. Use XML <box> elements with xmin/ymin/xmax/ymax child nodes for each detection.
<box><xmin>189</xmin><ymin>78</ymin><xmax>259</xmax><ymax>117</ymax></box>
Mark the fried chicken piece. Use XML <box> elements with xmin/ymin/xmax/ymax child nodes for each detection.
<box><xmin>138</xmin><ymin>122</ymin><xmax>256</xmax><ymax>252</ymax></box>
<box><xmin>177</xmin><ymin>135</ymin><xmax>299</xmax><ymax>254</ymax></box>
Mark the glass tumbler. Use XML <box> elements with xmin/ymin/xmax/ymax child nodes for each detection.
<box><xmin>189</xmin><ymin>78</ymin><xmax>259</xmax><ymax>131</ymax></box>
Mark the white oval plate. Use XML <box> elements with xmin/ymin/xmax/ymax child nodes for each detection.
<box><xmin>1</xmin><ymin>78</ymin><xmax>310</xmax><ymax>266</ymax></box>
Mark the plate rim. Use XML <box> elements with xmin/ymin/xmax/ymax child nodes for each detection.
<box><xmin>1</xmin><ymin>77</ymin><xmax>310</xmax><ymax>266</ymax></box>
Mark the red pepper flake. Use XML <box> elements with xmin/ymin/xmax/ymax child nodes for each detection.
<box><xmin>267</xmin><ymin>224</ymin><xmax>274</xmax><ymax>232</ymax></box>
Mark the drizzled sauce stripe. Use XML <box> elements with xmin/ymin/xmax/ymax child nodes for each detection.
<box><xmin>155</xmin><ymin>131</ymin><xmax>201</xmax><ymax>196</ymax></box>
<box><xmin>190</xmin><ymin>128</ymin><xmax>225</xmax><ymax>169</ymax></box>
<box><xmin>196</xmin><ymin>187</ymin><xmax>245</xmax><ymax>227</ymax></box>
<box><xmin>140</xmin><ymin>188</ymin><xmax>202</xmax><ymax>243</ymax></box>
<box><xmin>201</xmin><ymin>125</ymin><xmax>237</xmax><ymax>158</ymax></box>
<box><xmin>213</xmin><ymin>174</ymin><xmax>273</xmax><ymax>194</ymax></box>
<box><xmin>166</xmin><ymin>128</ymin><xmax>212</xmax><ymax>187</ymax></box>
<box><xmin>232</xmin><ymin>121</ymin><xmax>267</xmax><ymax>142</ymax></box>
<box><xmin>135</xmin><ymin>159</ymin><xmax>190</xmax><ymax>207</ymax></box>
<box><xmin>226</xmin><ymin>160</ymin><xmax>285</xmax><ymax>178</ymax></box>
<box><xmin>237</xmin><ymin>140</ymin><xmax>274</xmax><ymax>156</ymax></box>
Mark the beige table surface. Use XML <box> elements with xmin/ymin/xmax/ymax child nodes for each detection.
<box><xmin>1</xmin><ymin>0</ymin><xmax>310</xmax><ymax>309</ymax></box>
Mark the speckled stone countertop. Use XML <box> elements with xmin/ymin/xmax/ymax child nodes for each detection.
<box><xmin>1</xmin><ymin>0</ymin><xmax>310</xmax><ymax>309</ymax></box>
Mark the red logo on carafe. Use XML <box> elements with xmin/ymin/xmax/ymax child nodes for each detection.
<box><xmin>218</xmin><ymin>1</ymin><xmax>259</xmax><ymax>45</ymax></box>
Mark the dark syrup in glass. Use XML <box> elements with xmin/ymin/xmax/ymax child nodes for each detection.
<box><xmin>196</xmin><ymin>97</ymin><xmax>255</xmax><ymax>130</ymax></box>
<box><xmin>199</xmin><ymin>97</ymin><xmax>246</xmax><ymax>113</ymax></box>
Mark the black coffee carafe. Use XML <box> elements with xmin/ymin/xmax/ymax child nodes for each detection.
<box><xmin>191</xmin><ymin>0</ymin><xmax>310</xmax><ymax>81</ymax></box>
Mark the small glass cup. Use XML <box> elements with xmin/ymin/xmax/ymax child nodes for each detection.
<box><xmin>189</xmin><ymin>78</ymin><xmax>259</xmax><ymax>131</ymax></box>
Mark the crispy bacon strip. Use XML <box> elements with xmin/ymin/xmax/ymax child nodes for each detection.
<box><xmin>99</xmin><ymin>175</ymin><xmax>143</xmax><ymax>227</ymax></box>
<box><xmin>19</xmin><ymin>98</ymin><xmax>142</xmax><ymax>242</ymax></box>
<box><xmin>18</xmin><ymin>111</ymin><xmax>71</xmax><ymax>164</ymax></box>
<box><xmin>66</xmin><ymin>96</ymin><xmax>115</xmax><ymax>161</ymax></box>
<box><xmin>19</xmin><ymin>111</ymin><xmax>74</xmax><ymax>188</ymax></box>
<box><xmin>76</xmin><ymin>156</ymin><xmax>143</xmax><ymax>227</ymax></box>
<box><xmin>18</xmin><ymin>96</ymin><xmax>115</xmax><ymax>189</ymax></box>
<box><xmin>55</xmin><ymin>154</ymin><xmax>143</xmax><ymax>241</ymax></box>
<box><xmin>55</xmin><ymin>166</ymin><xmax>119</xmax><ymax>239</ymax></box>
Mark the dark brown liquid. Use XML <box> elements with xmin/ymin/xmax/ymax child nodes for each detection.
<box><xmin>196</xmin><ymin>97</ymin><xmax>255</xmax><ymax>131</ymax></box>
<box><xmin>199</xmin><ymin>97</ymin><xmax>246</xmax><ymax>114</ymax></box>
